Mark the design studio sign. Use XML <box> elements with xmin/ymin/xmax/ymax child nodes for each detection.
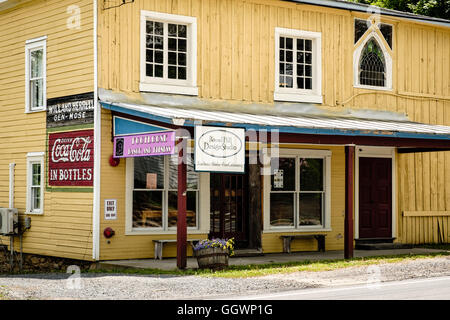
<box><xmin>194</xmin><ymin>126</ymin><xmax>245</xmax><ymax>173</ymax></box>
<box><xmin>48</xmin><ymin>129</ymin><xmax>94</xmax><ymax>187</ymax></box>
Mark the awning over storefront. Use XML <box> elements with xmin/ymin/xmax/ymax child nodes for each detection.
<box><xmin>100</xmin><ymin>100</ymin><xmax>450</xmax><ymax>150</ymax></box>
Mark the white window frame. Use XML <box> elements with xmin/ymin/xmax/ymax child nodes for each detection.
<box><xmin>25</xmin><ymin>36</ymin><xmax>47</xmax><ymax>113</ymax></box>
<box><xmin>263</xmin><ymin>148</ymin><xmax>331</xmax><ymax>233</ymax></box>
<box><xmin>274</xmin><ymin>28</ymin><xmax>322</xmax><ymax>104</ymax></box>
<box><xmin>125</xmin><ymin>151</ymin><xmax>209</xmax><ymax>235</ymax></box>
<box><xmin>353</xmin><ymin>20</ymin><xmax>393</xmax><ymax>91</ymax></box>
<box><xmin>139</xmin><ymin>10</ymin><xmax>198</xmax><ymax>96</ymax></box>
<box><xmin>26</xmin><ymin>152</ymin><xmax>44</xmax><ymax>215</ymax></box>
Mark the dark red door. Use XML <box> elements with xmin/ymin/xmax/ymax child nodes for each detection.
<box><xmin>359</xmin><ymin>157</ymin><xmax>392</xmax><ymax>239</ymax></box>
<box><xmin>210</xmin><ymin>173</ymin><xmax>248</xmax><ymax>242</ymax></box>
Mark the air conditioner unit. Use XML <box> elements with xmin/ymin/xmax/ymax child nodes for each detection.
<box><xmin>0</xmin><ymin>208</ymin><xmax>18</xmax><ymax>235</ymax></box>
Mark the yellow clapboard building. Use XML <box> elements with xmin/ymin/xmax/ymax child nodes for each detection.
<box><xmin>0</xmin><ymin>0</ymin><xmax>449</xmax><ymax>263</ymax></box>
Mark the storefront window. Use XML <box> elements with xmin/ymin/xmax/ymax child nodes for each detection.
<box><xmin>269</xmin><ymin>156</ymin><xmax>325</xmax><ymax>228</ymax></box>
<box><xmin>299</xmin><ymin>158</ymin><xmax>324</xmax><ymax>226</ymax></box>
<box><xmin>132</xmin><ymin>154</ymin><xmax>198</xmax><ymax>230</ymax></box>
<box><xmin>270</xmin><ymin>157</ymin><xmax>295</xmax><ymax>226</ymax></box>
<box><xmin>167</xmin><ymin>154</ymin><xmax>198</xmax><ymax>228</ymax></box>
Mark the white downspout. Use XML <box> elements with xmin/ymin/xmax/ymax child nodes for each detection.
<box><xmin>9</xmin><ymin>163</ymin><xmax>15</xmax><ymax>208</ymax></box>
<box><xmin>92</xmin><ymin>0</ymin><xmax>100</xmax><ymax>261</ymax></box>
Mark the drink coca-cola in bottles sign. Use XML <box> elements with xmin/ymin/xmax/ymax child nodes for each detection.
<box><xmin>48</xmin><ymin>129</ymin><xmax>94</xmax><ymax>187</ymax></box>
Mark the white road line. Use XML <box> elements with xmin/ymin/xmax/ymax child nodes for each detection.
<box><xmin>229</xmin><ymin>275</ymin><xmax>450</xmax><ymax>300</ymax></box>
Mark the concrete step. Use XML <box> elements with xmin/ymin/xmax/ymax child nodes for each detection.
<box><xmin>232</xmin><ymin>248</ymin><xmax>264</xmax><ymax>257</ymax></box>
<box><xmin>355</xmin><ymin>243</ymin><xmax>413</xmax><ymax>250</ymax></box>
<box><xmin>355</xmin><ymin>237</ymin><xmax>396</xmax><ymax>244</ymax></box>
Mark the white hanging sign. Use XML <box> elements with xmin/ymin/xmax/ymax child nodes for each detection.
<box><xmin>194</xmin><ymin>126</ymin><xmax>245</xmax><ymax>173</ymax></box>
<box><xmin>104</xmin><ymin>199</ymin><xmax>117</xmax><ymax>220</ymax></box>
<box><xmin>274</xmin><ymin>169</ymin><xmax>284</xmax><ymax>188</ymax></box>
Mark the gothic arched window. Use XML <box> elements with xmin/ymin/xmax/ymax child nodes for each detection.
<box><xmin>359</xmin><ymin>38</ymin><xmax>386</xmax><ymax>87</ymax></box>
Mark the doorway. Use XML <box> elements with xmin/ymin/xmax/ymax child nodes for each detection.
<box><xmin>209</xmin><ymin>172</ymin><xmax>249</xmax><ymax>247</ymax></box>
<box><xmin>358</xmin><ymin>157</ymin><xmax>393</xmax><ymax>239</ymax></box>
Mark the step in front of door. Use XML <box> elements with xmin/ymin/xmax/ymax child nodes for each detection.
<box><xmin>355</xmin><ymin>242</ymin><xmax>413</xmax><ymax>250</ymax></box>
<box><xmin>232</xmin><ymin>248</ymin><xmax>264</xmax><ymax>257</ymax></box>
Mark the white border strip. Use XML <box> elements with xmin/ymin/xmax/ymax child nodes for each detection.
<box><xmin>92</xmin><ymin>0</ymin><xmax>100</xmax><ymax>261</ymax></box>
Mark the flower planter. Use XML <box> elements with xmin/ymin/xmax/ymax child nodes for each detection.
<box><xmin>195</xmin><ymin>247</ymin><xmax>229</xmax><ymax>269</ymax></box>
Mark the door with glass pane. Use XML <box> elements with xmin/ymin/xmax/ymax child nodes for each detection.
<box><xmin>210</xmin><ymin>173</ymin><xmax>248</xmax><ymax>242</ymax></box>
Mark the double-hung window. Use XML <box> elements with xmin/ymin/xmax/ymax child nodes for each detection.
<box><xmin>26</xmin><ymin>152</ymin><xmax>44</xmax><ymax>214</ymax></box>
<box><xmin>128</xmin><ymin>153</ymin><xmax>199</xmax><ymax>232</ymax></box>
<box><xmin>25</xmin><ymin>37</ymin><xmax>47</xmax><ymax>112</ymax></box>
<box><xmin>274</xmin><ymin>28</ymin><xmax>322</xmax><ymax>104</ymax></box>
<box><xmin>264</xmin><ymin>149</ymin><xmax>331</xmax><ymax>231</ymax></box>
<box><xmin>140</xmin><ymin>10</ymin><xmax>198</xmax><ymax>96</ymax></box>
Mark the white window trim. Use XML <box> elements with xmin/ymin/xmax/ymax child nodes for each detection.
<box><xmin>26</xmin><ymin>152</ymin><xmax>45</xmax><ymax>215</ymax></box>
<box><xmin>274</xmin><ymin>27</ymin><xmax>323</xmax><ymax>104</ymax></box>
<box><xmin>139</xmin><ymin>10</ymin><xmax>198</xmax><ymax>96</ymax></box>
<box><xmin>25</xmin><ymin>37</ymin><xmax>47</xmax><ymax>113</ymax></box>
<box><xmin>262</xmin><ymin>148</ymin><xmax>332</xmax><ymax>233</ymax></box>
<box><xmin>354</xmin><ymin>146</ymin><xmax>396</xmax><ymax>239</ymax></box>
<box><xmin>125</xmin><ymin>152</ymin><xmax>209</xmax><ymax>235</ymax></box>
<box><xmin>353</xmin><ymin>30</ymin><xmax>393</xmax><ymax>91</ymax></box>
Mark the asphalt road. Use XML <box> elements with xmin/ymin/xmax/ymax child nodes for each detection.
<box><xmin>228</xmin><ymin>275</ymin><xmax>450</xmax><ymax>300</ymax></box>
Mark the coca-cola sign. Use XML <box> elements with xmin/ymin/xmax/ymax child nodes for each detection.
<box><xmin>48</xmin><ymin>129</ymin><xmax>94</xmax><ymax>187</ymax></box>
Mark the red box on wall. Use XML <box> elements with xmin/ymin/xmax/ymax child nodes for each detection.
<box><xmin>48</xmin><ymin>129</ymin><xmax>94</xmax><ymax>187</ymax></box>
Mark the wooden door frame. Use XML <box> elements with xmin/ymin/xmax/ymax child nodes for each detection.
<box><xmin>209</xmin><ymin>172</ymin><xmax>249</xmax><ymax>241</ymax></box>
<box><xmin>355</xmin><ymin>146</ymin><xmax>397</xmax><ymax>239</ymax></box>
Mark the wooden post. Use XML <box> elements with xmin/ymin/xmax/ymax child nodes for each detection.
<box><xmin>248</xmin><ymin>162</ymin><xmax>262</xmax><ymax>249</ymax></box>
<box><xmin>177</xmin><ymin>138</ymin><xmax>187</xmax><ymax>269</ymax></box>
<box><xmin>345</xmin><ymin>145</ymin><xmax>355</xmax><ymax>259</ymax></box>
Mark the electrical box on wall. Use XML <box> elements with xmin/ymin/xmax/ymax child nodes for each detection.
<box><xmin>0</xmin><ymin>208</ymin><xmax>18</xmax><ymax>235</ymax></box>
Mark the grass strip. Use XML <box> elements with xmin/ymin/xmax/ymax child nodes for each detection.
<box><xmin>87</xmin><ymin>251</ymin><xmax>450</xmax><ymax>278</ymax></box>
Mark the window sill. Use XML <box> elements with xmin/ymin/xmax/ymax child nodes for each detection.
<box><xmin>263</xmin><ymin>228</ymin><xmax>331</xmax><ymax>234</ymax></box>
<box><xmin>353</xmin><ymin>84</ymin><xmax>393</xmax><ymax>92</ymax></box>
<box><xmin>25</xmin><ymin>211</ymin><xmax>43</xmax><ymax>215</ymax></box>
<box><xmin>140</xmin><ymin>82</ymin><xmax>199</xmax><ymax>96</ymax></box>
<box><xmin>25</xmin><ymin>107</ymin><xmax>46</xmax><ymax>114</ymax></box>
<box><xmin>274</xmin><ymin>92</ymin><xmax>323</xmax><ymax>104</ymax></box>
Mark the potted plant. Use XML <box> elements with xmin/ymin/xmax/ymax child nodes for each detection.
<box><xmin>193</xmin><ymin>238</ymin><xmax>235</xmax><ymax>269</ymax></box>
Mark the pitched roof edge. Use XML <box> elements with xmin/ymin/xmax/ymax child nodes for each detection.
<box><xmin>283</xmin><ymin>0</ymin><xmax>450</xmax><ymax>28</ymax></box>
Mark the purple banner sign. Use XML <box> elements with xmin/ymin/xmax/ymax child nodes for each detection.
<box><xmin>113</xmin><ymin>131</ymin><xmax>175</xmax><ymax>158</ymax></box>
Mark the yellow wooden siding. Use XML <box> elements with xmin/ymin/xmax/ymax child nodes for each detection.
<box><xmin>98</xmin><ymin>0</ymin><xmax>450</xmax><ymax>251</ymax></box>
<box><xmin>0</xmin><ymin>0</ymin><xmax>94</xmax><ymax>260</ymax></box>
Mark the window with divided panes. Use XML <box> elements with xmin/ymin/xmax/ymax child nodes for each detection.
<box><xmin>145</xmin><ymin>20</ymin><xmax>188</xmax><ymax>81</ymax></box>
<box><xmin>279</xmin><ymin>36</ymin><xmax>313</xmax><ymax>90</ymax></box>
<box><xmin>354</xmin><ymin>19</ymin><xmax>393</xmax><ymax>89</ymax></box>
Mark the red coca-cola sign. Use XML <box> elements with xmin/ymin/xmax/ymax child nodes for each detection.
<box><xmin>48</xmin><ymin>129</ymin><xmax>94</xmax><ymax>187</ymax></box>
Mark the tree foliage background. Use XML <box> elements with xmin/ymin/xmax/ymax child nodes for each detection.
<box><xmin>346</xmin><ymin>0</ymin><xmax>450</xmax><ymax>19</ymax></box>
